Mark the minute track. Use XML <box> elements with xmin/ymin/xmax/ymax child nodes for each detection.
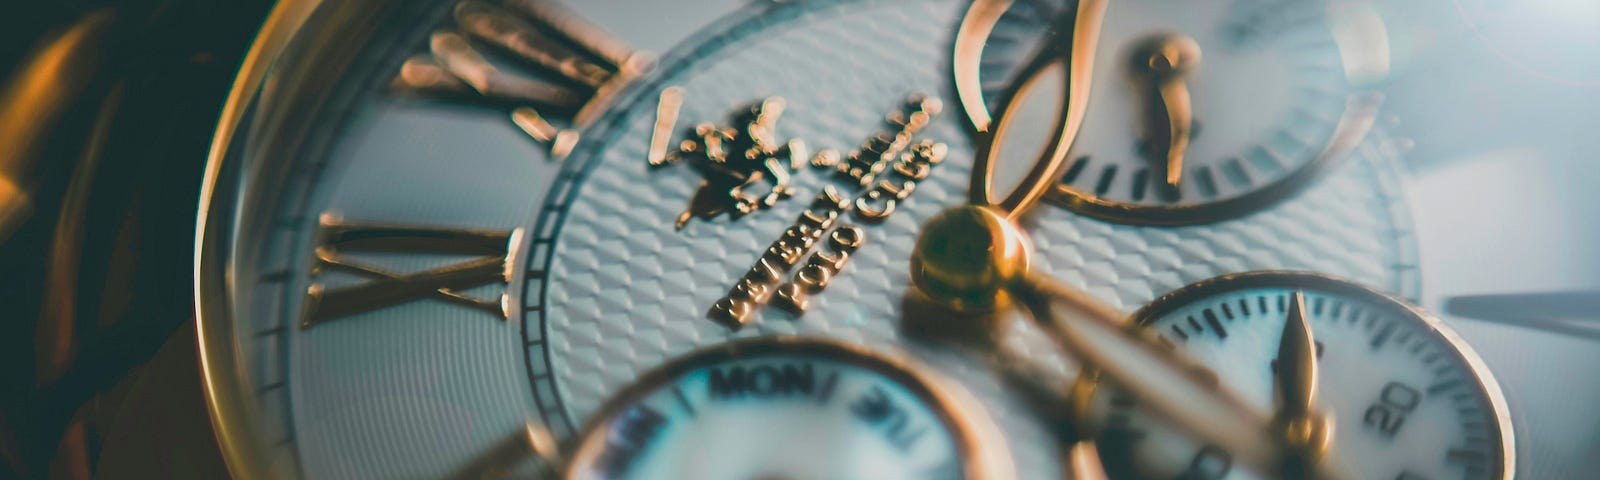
<box><xmin>1095</xmin><ymin>271</ymin><xmax>1512</xmax><ymax>480</ymax></box>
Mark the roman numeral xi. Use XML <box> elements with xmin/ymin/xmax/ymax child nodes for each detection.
<box><xmin>301</xmin><ymin>214</ymin><xmax>519</xmax><ymax>329</ymax></box>
<box><xmin>393</xmin><ymin>0</ymin><xmax>654</xmax><ymax>160</ymax></box>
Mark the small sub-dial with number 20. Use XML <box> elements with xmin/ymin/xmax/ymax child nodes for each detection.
<box><xmin>1088</xmin><ymin>271</ymin><xmax>1513</xmax><ymax>480</ymax></box>
<box><xmin>564</xmin><ymin>337</ymin><xmax>1012</xmax><ymax>480</ymax></box>
<box><xmin>972</xmin><ymin>0</ymin><xmax>1391</xmax><ymax>225</ymax></box>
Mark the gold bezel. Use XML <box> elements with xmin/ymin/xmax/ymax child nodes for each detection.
<box><xmin>1084</xmin><ymin>270</ymin><xmax>1516</xmax><ymax>479</ymax></box>
<box><xmin>561</xmin><ymin>336</ymin><xmax>1015</xmax><ymax>480</ymax></box>
<box><xmin>194</xmin><ymin>0</ymin><xmax>399</xmax><ymax>478</ymax></box>
<box><xmin>193</xmin><ymin>1</ymin><xmax>323</xmax><ymax>477</ymax></box>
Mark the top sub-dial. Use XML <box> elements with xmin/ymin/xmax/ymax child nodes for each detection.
<box><xmin>967</xmin><ymin>0</ymin><xmax>1390</xmax><ymax>225</ymax></box>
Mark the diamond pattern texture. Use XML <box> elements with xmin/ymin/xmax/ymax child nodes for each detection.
<box><xmin>534</xmin><ymin>1</ymin><xmax>1415</xmax><ymax>478</ymax></box>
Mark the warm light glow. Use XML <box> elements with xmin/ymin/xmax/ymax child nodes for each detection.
<box><xmin>1329</xmin><ymin>5</ymin><xmax>1390</xmax><ymax>86</ymax></box>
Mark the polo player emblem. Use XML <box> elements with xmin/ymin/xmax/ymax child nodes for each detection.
<box><xmin>650</xmin><ymin>96</ymin><xmax>808</xmax><ymax>230</ymax></box>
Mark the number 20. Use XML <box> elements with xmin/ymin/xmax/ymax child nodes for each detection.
<box><xmin>1363</xmin><ymin>381</ymin><xmax>1421</xmax><ymax>438</ymax></box>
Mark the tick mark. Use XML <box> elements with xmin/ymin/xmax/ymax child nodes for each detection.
<box><xmin>1427</xmin><ymin>378</ymin><xmax>1463</xmax><ymax>396</ymax></box>
<box><xmin>671</xmin><ymin>384</ymin><xmax>696</xmax><ymax>417</ymax></box>
<box><xmin>816</xmin><ymin>370</ymin><xmax>841</xmax><ymax>405</ymax></box>
<box><xmin>1370</xmin><ymin>322</ymin><xmax>1397</xmax><ymax>350</ymax></box>
<box><xmin>1203</xmin><ymin>309</ymin><xmax>1227</xmax><ymax>339</ymax></box>
<box><xmin>1062</xmin><ymin>156</ymin><xmax>1090</xmax><ymax>184</ymax></box>
<box><xmin>1094</xmin><ymin>164</ymin><xmax>1119</xmax><ymax>196</ymax></box>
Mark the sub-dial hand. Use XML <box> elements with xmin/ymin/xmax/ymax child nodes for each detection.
<box><xmin>1132</xmin><ymin>35</ymin><xmax>1199</xmax><ymax>193</ymax></box>
<box><xmin>1065</xmin><ymin>373</ymin><xmax>1110</xmax><ymax>480</ymax></box>
<box><xmin>1275</xmin><ymin>291</ymin><xmax>1336</xmax><ymax>478</ymax></box>
<box><xmin>450</xmin><ymin>420</ymin><xmax>560</xmax><ymax>479</ymax></box>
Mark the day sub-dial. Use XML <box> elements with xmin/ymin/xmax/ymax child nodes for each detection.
<box><xmin>563</xmin><ymin>338</ymin><xmax>1011</xmax><ymax>480</ymax></box>
<box><xmin>963</xmin><ymin>0</ymin><xmax>1390</xmax><ymax>225</ymax></box>
<box><xmin>1087</xmin><ymin>271</ymin><xmax>1513</xmax><ymax>480</ymax></box>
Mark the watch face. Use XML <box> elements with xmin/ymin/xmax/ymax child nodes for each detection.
<box><xmin>192</xmin><ymin>0</ymin><xmax>1599</xmax><ymax>479</ymax></box>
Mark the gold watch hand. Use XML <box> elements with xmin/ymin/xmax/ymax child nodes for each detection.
<box><xmin>1067</xmin><ymin>437</ymin><xmax>1109</xmax><ymax>480</ymax></box>
<box><xmin>957</xmin><ymin>0</ymin><xmax>1108</xmax><ymax>218</ymax></box>
<box><xmin>942</xmin><ymin>1</ymin><xmax>1355</xmax><ymax>477</ymax></box>
<box><xmin>951</xmin><ymin>0</ymin><xmax>1011</xmax><ymax>133</ymax></box>
<box><xmin>1066</xmin><ymin>349</ymin><xmax>1109</xmax><ymax>480</ymax></box>
<box><xmin>948</xmin><ymin>3</ymin><xmax>1113</xmax><ymax>476</ymax></box>
<box><xmin>911</xmin><ymin>207</ymin><xmax>1292</xmax><ymax>476</ymax></box>
<box><xmin>1016</xmin><ymin>270</ymin><xmax>1286</xmax><ymax>472</ymax></box>
<box><xmin>938</xmin><ymin>0</ymin><xmax>1298</xmax><ymax>473</ymax></box>
<box><xmin>1276</xmin><ymin>291</ymin><xmax>1334</xmax><ymax>478</ymax></box>
<box><xmin>1133</xmin><ymin>35</ymin><xmax>1199</xmax><ymax>191</ymax></box>
<box><xmin>1277</xmin><ymin>291</ymin><xmax>1317</xmax><ymax>424</ymax></box>
<box><xmin>450</xmin><ymin>420</ymin><xmax>560</xmax><ymax>479</ymax></box>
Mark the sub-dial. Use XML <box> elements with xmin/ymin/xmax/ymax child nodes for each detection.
<box><xmin>961</xmin><ymin>0</ymin><xmax>1390</xmax><ymax>225</ymax></box>
<box><xmin>1089</xmin><ymin>271</ymin><xmax>1513</xmax><ymax>480</ymax></box>
<box><xmin>563</xmin><ymin>337</ymin><xmax>1012</xmax><ymax>480</ymax></box>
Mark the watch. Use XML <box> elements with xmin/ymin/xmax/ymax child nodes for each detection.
<box><xmin>6</xmin><ymin>0</ymin><xmax>1597</xmax><ymax>478</ymax></box>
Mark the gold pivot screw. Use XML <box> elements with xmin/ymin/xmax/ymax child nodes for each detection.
<box><xmin>909</xmin><ymin>205</ymin><xmax>1031</xmax><ymax>312</ymax></box>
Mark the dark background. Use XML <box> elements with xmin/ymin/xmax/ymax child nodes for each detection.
<box><xmin>1</xmin><ymin>1</ymin><xmax>272</xmax><ymax>478</ymax></box>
